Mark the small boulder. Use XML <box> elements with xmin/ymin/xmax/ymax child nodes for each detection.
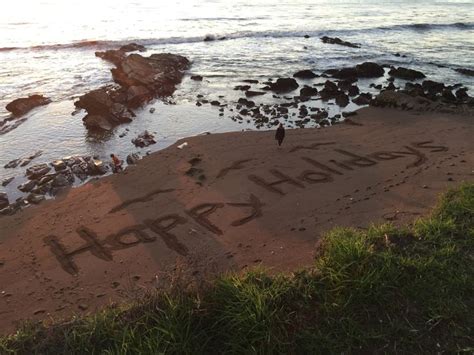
<box><xmin>26</xmin><ymin>164</ymin><xmax>51</xmax><ymax>180</ymax></box>
<box><xmin>18</xmin><ymin>180</ymin><xmax>36</xmax><ymax>192</ymax></box>
<box><xmin>132</xmin><ymin>131</ymin><xmax>156</xmax><ymax>148</ymax></box>
<box><xmin>388</xmin><ymin>67</ymin><xmax>426</xmax><ymax>80</ymax></box>
<box><xmin>355</xmin><ymin>62</ymin><xmax>384</xmax><ymax>77</ymax></box>
<box><xmin>6</xmin><ymin>95</ymin><xmax>51</xmax><ymax>117</ymax></box>
<box><xmin>300</xmin><ymin>87</ymin><xmax>318</xmax><ymax>97</ymax></box>
<box><xmin>455</xmin><ymin>88</ymin><xmax>469</xmax><ymax>100</ymax></box>
<box><xmin>27</xmin><ymin>193</ymin><xmax>45</xmax><ymax>205</ymax></box>
<box><xmin>245</xmin><ymin>91</ymin><xmax>266</xmax><ymax>97</ymax></box>
<box><xmin>293</xmin><ymin>70</ymin><xmax>318</xmax><ymax>79</ymax></box>
<box><xmin>422</xmin><ymin>80</ymin><xmax>445</xmax><ymax>95</ymax></box>
<box><xmin>2</xmin><ymin>177</ymin><xmax>14</xmax><ymax>187</ymax></box>
<box><xmin>270</xmin><ymin>78</ymin><xmax>299</xmax><ymax>93</ymax></box>
<box><xmin>352</xmin><ymin>93</ymin><xmax>372</xmax><ymax>105</ymax></box>
<box><xmin>51</xmin><ymin>160</ymin><xmax>66</xmax><ymax>171</ymax></box>
<box><xmin>126</xmin><ymin>153</ymin><xmax>140</xmax><ymax>165</ymax></box>
<box><xmin>335</xmin><ymin>93</ymin><xmax>350</xmax><ymax>107</ymax></box>
<box><xmin>191</xmin><ymin>75</ymin><xmax>203</xmax><ymax>81</ymax></box>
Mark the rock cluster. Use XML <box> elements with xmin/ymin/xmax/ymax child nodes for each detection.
<box><xmin>76</xmin><ymin>46</ymin><xmax>190</xmax><ymax>131</ymax></box>
<box><xmin>132</xmin><ymin>131</ymin><xmax>156</xmax><ymax>147</ymax></box>
<box><xmin>371</xmin><ymin>79</ymin><xmax>473</xmax><ymax>112</ymax></box>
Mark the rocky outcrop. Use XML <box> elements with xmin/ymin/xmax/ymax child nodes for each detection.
<box><xmin>320</xmin><ymin>36</ymin><xmax>360</xmax><ymax>48</ymax></box>
<box><xmin>78</xmin><ymin>52</ymin><xmax>190</xmax><ymax>131</ymax></box>
<box><xmin>293</xmin><ymin>70</ymin><xmax>318</xmax><ymax>79</ymax></box>
<box><xmin>6</xmin><ymin>95</ymin><xmax>51</xmax><ymax>117</ymax></box>
<box><xmin>388</xmin><ymin>67</ymin><xmax>426</xmax><ymax>80</ymax></box>
<box><xmin>269</xmin><ymin>78</ymin><xmax>299</xmax><ymax>93</ymax></box>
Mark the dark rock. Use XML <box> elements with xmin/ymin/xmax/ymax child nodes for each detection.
<box><xmin>304</xmin><ymin>35</ymin><xmax>310</xmax><ymax>39</ymax></box>
<box><xmin>18</xmin><ymin>180</ymin><xmax>36</xmax><ymax>192</ymax></box>
<box><xmin>242</xmin><ymin>79</ymin><xmax>259</xmax><ymax>84</ymax></box>
<box><xmin>342</xmin><ymin>111</ymin><xmax>358</xmax><ymax>118</ymax></box>
<box><xmin>324</xmin><ymin>67</ymin><xmax>358</xmax><ymax>80</ymax></box>
<box><xmin>132</xmin><ymin>130</ymin><xmax>156</xmax><ymax>148</ymax></box>
<box><xmin>2</xmin><ymin>177</ymin><xmax>14</xmax><ymax>187</ymax></box>
<box><xmin>311</xmin><ymin>111</ymin><xmax>329</xmax><ymax>120</ymax></box>
<box><xmin>352</xmin><ymin>93</ymin><xmax>372</xmax><ymax>105</ymax></box>
<box><xmin>27</xmin><ymin>193</ymin><xmax>45</xmax><ymax>204</ymax></box>
<box><xmin>245</xmin><ymin>91</ymin><xmax>266</xmax><ymax>97</ymax></box>
<box><xmin>335</xmin><ymin>93</ymin><xmax>350</xmax><ymax>107</ymax></box>
<box><xmin>455</xmin><ymin>88</ymin><xmax>469</xmax><ymax>100</ymax></box>
<box><xmin>385</xmin><ymin>82</ymin><xmax>396</xmax><ymax>91</ymax></box>
<box><xmin>422</xmin><ymin>80</ymin><xmax>444</xmax><ymax>95</ymax></box>
<box><xmin>203</xmin><ymin>34</ymin><xmax>215</xmax><ymax>42</ymax></box>
<box><xmin>319</xmin><ymin>80</ymin><xmax>340</xmax><ymax>100</ymax></box>
<box><xmin>348</xmin><ymin>85</ymin><xmax>360</xmax><ymax>96</ymax></box>
<box><xmin>52</xmin><ymin>173</ymin><xmax>73</xmax><ymax>188</ymax></box>
<box><xmin>300</xmin><ymin>87</ymin><xmax>318</xmax><ymax>97</ymax></box>
<box><xmin>404</xmin><ymin>82</ymin><xmax>425</xmax><ymax>97</ymax></box>
<box><xmin>269</xmin><ymin>78</ymin><xmax>299</xmax><ymax>93</ymax></box>
<box><xmin>234</xmin><ymin>85</ymin><xmax>251</xmax><ymax>91</ymax></box>
<box><xmin>237</xmin><ymin>98</ymin><xmax>255</xmax><ymax>107</ymax></box>
<box><xmin>6</xmin><ymin>95</ymin><xmax>51</xmax><ymax>117</ymax></box>
<box><xmin>293</xmin><ymin>70</ymin><xmax>318</xmax><ymax>79</ymax></box>
<box><xmin>191</xmin><ymin>75</ymin><xmax>203</xmax><ymax>81</ymax></box>
<box><xmin>119</xmin><ymin>43</ymin><xmax>146</xmax><ymax>52</ymax></box>
<box><xmin>442</xmin><ymin>89</ymin><xmax>456</xmax><ymax>102</ymax></box>
<box><xmin>455</xmin><ymin>68</ymin><xmax>474</xmax><ymax>77</ymax></box>
<box><xmin>210</xmin><ymin>100</ymin><xmax>221</xmax><ymax>106</ymax></box>
<box><xmin>320</xmin><ymin>36</ymin><xmax>360</xmax><ymax>48</ymax></box>
<box><xmin>355</xmin><ymin>62</ymin><xmax>384</xmax><ymax>77</ymax></box>
<box><xmin>126</xmin><ymin>153</ymin><xmax>140</xmax><ymax>165</ymax></box>
<box><xmin>51</xmin><ymin>160</ymin><xmax>66</xmax><ymax>171</ymax></box>
<box><xmin>26</xmin><ymin>163</ymin><xmax>51</xmax><ymax>180</ymax></box>
<box><xmin>0</xmin><ymin>193</ymin><xmax>8</xmax><ymax>209</ymax></box>
<box><xmin>388</xmin><ymin>67</ymin><xmax>426</xmax><ymax>80</ymax></box>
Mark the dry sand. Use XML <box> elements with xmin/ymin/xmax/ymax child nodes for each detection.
<box><xmin>0</xmin><ymin>107</ymin><xmax>473</xmax><ymax>334</ymax></box>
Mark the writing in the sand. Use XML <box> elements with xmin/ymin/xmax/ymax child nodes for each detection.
<box><xmin>44</xmin><ymin>195</ymin><xmax>263</xmax><ymax>275</ymax></box>
<box><xmin>247</xmin><ymin>141</ymin><xmax>447</xmax><ymax>195</ymax></box>
<box><xmin>45</xmin><ymin>140</ymin><xmax>447</xmax><ymax>275</ymax></box>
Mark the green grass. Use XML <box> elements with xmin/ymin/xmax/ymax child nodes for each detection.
<box><xmin>1</xmin><ymin>183</ymin><xmax>473</xmax><ymax>354</ymax></box>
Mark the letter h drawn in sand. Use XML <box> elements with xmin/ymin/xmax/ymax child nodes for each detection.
<box><xmin>44</xmin><ymin>227</ymin><xmax>112</xmax><ymax>275</ymax></box>
<box><xmin>248</xmin><ymin>169</ymin><xmax>305</xmax><ymax>195</ymax></box>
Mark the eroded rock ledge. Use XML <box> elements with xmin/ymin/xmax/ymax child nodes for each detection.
<box><xmin>75</xmin><ymin>49</ymin><xmax>190</xmax><ymax>131</ymax></box>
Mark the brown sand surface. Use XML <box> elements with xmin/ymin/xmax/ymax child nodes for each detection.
<box><xmin>0</xmin><ymin>107</ymin><xmax>473</xmax><ymax>334</ymax></box>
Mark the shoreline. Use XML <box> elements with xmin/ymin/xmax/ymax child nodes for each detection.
<box><xmin>0</xmin><ymin>106</ymin><xmax>473</xmax><ymax>334</ymax></box>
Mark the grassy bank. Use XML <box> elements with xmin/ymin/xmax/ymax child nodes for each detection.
<box><xmin>1</xmin><ymin>183</ymin><xmax>473</xmax><ymax>354</ymax></box>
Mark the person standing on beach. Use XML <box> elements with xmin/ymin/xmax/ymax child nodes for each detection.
<box><xmin>110</xmin><ymin>154</ymin><xmax>123</xmax><ymax>172</ymax></box>
<box><xmin>275</xmin><ymin>123</ymin><xmax>285</xmax><ymax>146</ymax></box>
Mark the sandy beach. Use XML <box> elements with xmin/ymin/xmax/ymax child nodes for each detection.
<box><xmin>0</xmin><ymin>106</ymin><xmax>472</xmax><ymax>334</ymax></box>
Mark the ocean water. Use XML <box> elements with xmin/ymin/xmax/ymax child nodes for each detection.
<box><xmin>0</xmin><ymin>0</ymin><xmax>473</xmax><ymax>199</ymax></box>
